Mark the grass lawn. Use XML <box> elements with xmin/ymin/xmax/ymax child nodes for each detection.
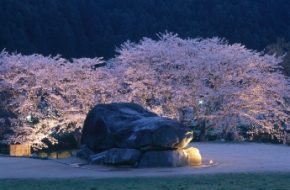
<box><xmin>1</xmin><ymin>173</ymin><xmax>290</xmax><ymax>190</ymax></box>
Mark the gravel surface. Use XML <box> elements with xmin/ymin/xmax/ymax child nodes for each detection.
<box><xmin>1</xmin><ymin>142</ymin><xmax>290</xmax><ymax>178</ymax></box>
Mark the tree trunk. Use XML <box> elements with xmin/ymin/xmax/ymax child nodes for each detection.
<box><xmin>199</xmin><ymin>120</ymin><xmax>207</xmax><ymax>141</ymax></box>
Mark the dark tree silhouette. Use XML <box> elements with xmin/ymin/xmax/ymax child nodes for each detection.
<box><xmin>0</xmin><ymin>0</ymin><xmax>290</xmax><ymax>59</ymax></box>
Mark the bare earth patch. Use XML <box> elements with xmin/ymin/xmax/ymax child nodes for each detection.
<box><xmin>1</xmin><ymin>142</ymin><xmax>290</xmax><ymax>179</ymax></box>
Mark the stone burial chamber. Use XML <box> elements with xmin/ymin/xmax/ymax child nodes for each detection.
<box><xmin>77</xmin><ymin>103</ymin><xmax>202</xmax><ymax>167</ymax></box>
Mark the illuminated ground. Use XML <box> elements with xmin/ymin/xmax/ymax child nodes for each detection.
<box><xmin>1</xmin><ymin>143</ymin><xmax>290</xmax><ymax>179</ymax></box>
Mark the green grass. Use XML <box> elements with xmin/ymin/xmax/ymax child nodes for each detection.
<box><xmin>1</xmin><ymin>173</ymin><xmax>290</xmax><ymax>190</ymax></box>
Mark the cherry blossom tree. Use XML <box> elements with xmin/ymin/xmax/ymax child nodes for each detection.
<box><xmin>0</xmin><ymin>51</ymin><xmax>118</xmax><ymax>149</ymax></box>
<box><xmin>113</xmin><ymin>33</ymin><xmax>290</xmax><ymax>142</ymax></box>
<box><xmin>1</xmin><ymin>33</ymin><xmax>290</xmax><ymax>149</ymax></box>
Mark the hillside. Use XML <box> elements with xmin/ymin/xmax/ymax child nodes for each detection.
<box><xmin>0</xmin><ymin>0</ymin><xmax>290</xmax><ymax>58</ymax></box>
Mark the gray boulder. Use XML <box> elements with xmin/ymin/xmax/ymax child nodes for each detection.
<box><xmin>138</xmin><ymin>150</ymin><xmax>188</xmax><ymax>167</ymax></box>
<box><xmin>81</xmin><ymin>103</ymin><xmax>193</xmax><ymax>152</ymax></box>
<box><xmin>79</xmin><ymin>103</ymin><xmax>199</xmax><ymax>167</ymax></box>
<box><xmin>139</xmin><ymin>147</ymin><xmax>202</xmax><ymax>167</ymax></box>
<box><xmin>114</xmin><ymin>117</ymin><xmax>193</xmax><ymax>150</ymax></box>
<box><xmin>89</xmin><ymin>148</ymin><xmax>141</xmax><ymax>166</ymax></box>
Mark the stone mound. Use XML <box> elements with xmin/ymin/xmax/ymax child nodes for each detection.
<box><xmin>78</xmin><ymin>103</ymin><xmax>201</xmax><ymax>167</ymax></box>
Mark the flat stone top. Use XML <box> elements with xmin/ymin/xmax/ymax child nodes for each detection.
<box><xmin>1</xmin><ymin>142</ymin><xmax>290</xmax><ymax>179</ymax></box>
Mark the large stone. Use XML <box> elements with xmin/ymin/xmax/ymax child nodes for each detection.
<box><xmin>89</xmin><ymin>148</ymin><xmax>141</xmax><ymax>166</ymax></box>
<box><xmin>114</xmin><ymin>117</ymin><xmax>193</xmax><ymax>150</ymax></box>
<box><xmin>79</xmin><ymin>103</ymin><xmax>200</xmax><ymax>167</ymax></box>
<box><xmin>138</xmin><ymin>147</ymin><xmax>202</xmax><ymax>167</ymax></box>
<box><xmin>81</xmin><ymin>103</ymin><xmax>193</xmax><ymax>152</ymax></box>
<box><xmin>185</xmin><ymin>147</ymin><xmax>202</xmax><ymax>166</ymax></box>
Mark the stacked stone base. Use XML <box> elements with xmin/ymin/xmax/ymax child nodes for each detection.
<box><xmin>78</xmin><ymin>146</ymin><xmax>202</xmax><ymax>167</ymax></box>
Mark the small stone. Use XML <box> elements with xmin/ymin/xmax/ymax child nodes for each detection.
<box><xmin>77</xmin><ymin>145</ymin><xmax>95</xmax><ymax>160</ymax></box>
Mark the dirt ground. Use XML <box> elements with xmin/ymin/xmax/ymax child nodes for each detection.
<box><xmin>1</xmin><ymin>142</ymin><xmax>290</xmax><ymax>179</ymax></box>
